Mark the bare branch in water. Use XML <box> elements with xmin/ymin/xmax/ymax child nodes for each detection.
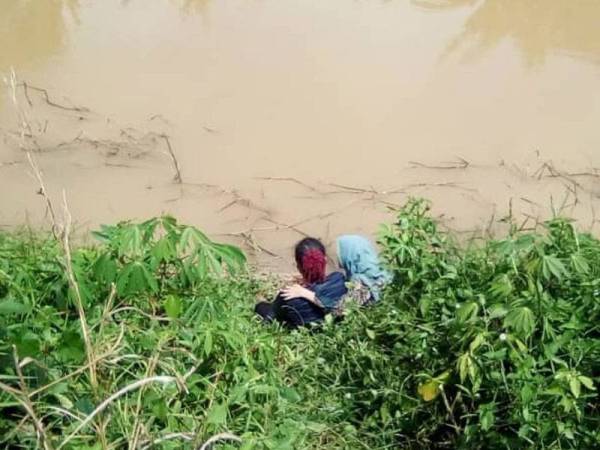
<box><xmin>19</xmin><ymin>82</ymin><xmax>90</xmax><ymax>113</ymax></box>
<box><xmin>160</xmin><ymin>134</ymin><xmax>183</xmax><ymax>184</ymax></box>
<box><xmin>256</xmin><ymin>176</ymin><xmax>323</xmax><ymax>194</ymax></box>
<box><xmin>410</xmin><ymin>157</ymin><xmax>470</xmax><ymax>170</ymax></box>
<box><xmin>20</xmin><ymin>81</ymin><xmax>90</xmax><ymax>113</ymax></box>
<box><xmin>26</xmin><ymin>152</ymin><xmax>59</xmax><ymax>238</ymax></box>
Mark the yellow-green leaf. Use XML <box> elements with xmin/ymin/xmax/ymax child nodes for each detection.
<box><xmin>418</xmin><ymin>380</ymin><xmax>441</xmax><ymax>402</ymax></box>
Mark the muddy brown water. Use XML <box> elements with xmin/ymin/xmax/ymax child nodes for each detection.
<box><xmin>1</xmin><ymin>0</ymin><xmax>600</xmax><ymax>270</ymax></box>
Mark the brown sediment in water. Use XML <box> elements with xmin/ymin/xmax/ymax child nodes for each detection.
<box><xmin>1</xmin><ymin>0</ymin><xmax>600</xmax><ymax>271</ymax></box>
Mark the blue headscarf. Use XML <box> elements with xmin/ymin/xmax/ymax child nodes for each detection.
<box><xmin>336</xmin><ymin>235</ymin><xmax>391</xmax><ymax>301</ymax></box>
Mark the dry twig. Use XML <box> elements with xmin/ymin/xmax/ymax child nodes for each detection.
<box><xmin>409</xmin><ymin>157</ymin><xmax>470</xmax><ymax>170</ymax></box>
<box><xmin>160</xmin><ymin>134</ymin><xmax>183</xmax><ymax>183</ymax></box>
<box><xmin>20</xmin><ymin>82</ymin><xmax>90</xmax><ymax>113</ymax></box>
<box><xmin>198</xmin><ymin>432</ymin><xmax>242</xmax><ymax>450</ymax></box>
<box><xmin>57</xmin><ymin>376</ymin><xmax>178</xmax><ymax>450</ymax></box>
<box><xmin>11</xmin><ymin>347</ymin><xmax>53</xmax><ymax>450</ymax></box>
<box><xmin>26</xmin><ymin>153</ymin><xmax>59</xmax><ymax>237</ymax></box>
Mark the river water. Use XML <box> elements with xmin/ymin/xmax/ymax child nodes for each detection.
<box><xmin>1</xmin><ymin>0</ymin><xmax>600</xmax><ymax>268</ymax></box>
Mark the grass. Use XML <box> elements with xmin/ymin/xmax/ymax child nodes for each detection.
<box><xmin>0</xmin><ymin>199</ymin><xmax>599</xmax><ymax>449</ymax></box>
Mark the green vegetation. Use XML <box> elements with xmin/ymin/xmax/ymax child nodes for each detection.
<box><xmin>1</xmin><ymin>200</ymin><xmax>598</xmax><ymax>449</ymax></box>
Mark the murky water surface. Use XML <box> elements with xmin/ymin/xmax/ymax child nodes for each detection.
<box><xmin>1</xmin><ymin>0</ymin><xmax>600</xmax><ymax>268</ymax></box>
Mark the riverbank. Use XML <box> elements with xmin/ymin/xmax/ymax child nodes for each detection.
<box><xmin>1</xmin><ymin>199</ymin><xmax>598</xmax><ymax>449</ymax></box>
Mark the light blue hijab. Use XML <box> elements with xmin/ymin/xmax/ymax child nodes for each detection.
<box><xmin>336</xmin><ymin>235</ymin><xmax>391</xmax><ymax>302</ymax></box>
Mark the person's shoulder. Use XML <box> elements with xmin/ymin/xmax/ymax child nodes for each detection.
<box><xmin>325</xmin><ymin>271</ymin><xmax>346</xmax><ymax>282</ymax></box>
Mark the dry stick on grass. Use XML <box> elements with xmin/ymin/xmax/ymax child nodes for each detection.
<box><xmin>0</xmin><ymin>381</ymin><xmax>52</xmax><ymax>450</ymax></box>
<box><xmin>198</xmin><ymin>433</ymin><xmax>242</xmax><ymax>450</ymax></box>
<box><xmin>19</xmin><ymin>82</ymin><xmax>90</xmax><ymax>113</ymax></box>
<box><xmin>11</xmin><ymin>347</ymin><xmax>53</xmax><ymax>450</ymax></box>
<box><xmin>129</xmin><ymin>355</ymin><xmax>160</xmax><ymax>450</ymax></box>
<box><xmin>1</xmin><ymin>416</ymin><xmax>29</xmax><ymax>446</ymax></box>
<box><xmin>141</xmin><ymin>433</ymin><xmax>195</xmax><ymax>449</ymax></box>
<box><xmin>29</xmin><ymin>324</ymin><xmax>125</xmax><ymax>400</ymax></box>
<box><xmin>57</xmin><ymin>376</ymin><xmax>178</xmax><ymax>450</ymax></box>
<box><xmin>439</xmin><ymin>387</ymin><xmax>461</xmax><ymax>435</ymax></box>
<box><xmin>160</xmin><ymin>134</ymin><xmax>183</xmax><ymax>183</ymax></box>
<box><xmin>61</xmin><ymin>190</ymin><xmax>99</xmax><ymax>392</ymax></box>
<box><xmin>24</xmin><ymin>152</ymin><xmax>108</xmax><ymax>446</ymax></box>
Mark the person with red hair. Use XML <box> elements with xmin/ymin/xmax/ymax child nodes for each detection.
<box><xmin>255</xmin><ymin>237</ymin><xmax>347</xmax><ymax>328</ymax></box>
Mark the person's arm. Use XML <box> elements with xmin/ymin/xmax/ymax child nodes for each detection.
<box><xmin>280</xmin><ymin>284</ymin><xmax>324</xmax><ymax>308</ymax></box>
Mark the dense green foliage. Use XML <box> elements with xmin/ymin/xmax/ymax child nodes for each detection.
<box><xmin>1</xmin><ymin>201</ymin><xmax>598</xmax><ymax>449</ymax></box>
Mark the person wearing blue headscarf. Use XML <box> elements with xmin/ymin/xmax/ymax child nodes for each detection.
<box><xmin>336</xmin><ymin>235</ymin><xmax>391</xmax><ymax>303</ymax></box>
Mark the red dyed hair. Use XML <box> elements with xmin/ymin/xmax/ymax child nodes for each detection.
<box><xmin>299</xmin><ymin>248</ymin><xmax>326</xmax><ymax>284</ymax></box>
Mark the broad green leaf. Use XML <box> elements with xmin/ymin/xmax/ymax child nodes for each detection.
<box><xmin>0</xmin><ymin>299</ymin><xmax>30</xmax><ymax>316</ymax></box>
<box><xmin>204</xmin><ymin>330</ymin><xmax>213</xmax><ymax>357</ymax></box>
<box><xmin>469</xmin><ymin>333</ymin><xmax>486</xmax><ymax>353</ymax></box>
<box><xmin>164</xmin><ymin>295</ymin><xmax>182</xmax><ymax>319</ymax></box>
<box><xmin>206</xmin><ymin>402</ymin><xmax>227</xmax><ymax>425</ymax></box>
<box><xmin>418</xmin><ymin>380</ymin><xmax>441</xmax><ymax>402</ymax></box>
<box><xmin>178</xmin><ymin>227</ymin><xmax>210</xmax><ymax>255</ymax></box>
<box><xmin>92</xmin><ymin>252</ymin><xmax>117</xmax><ymax>284</ymax></box>
<box><xmin>504</xmin><ymin>306</ymin><xmax>535</xmax><ymax>337</ymax></box>
<box><xmin>119</xmin><ymin>225</ymin><xmax>143</xmax><ymax>258</ymax></box>
<box><xmin>280</xmin><ymin>387</ymin><xmax>302</xmax><ymax>403</ymax></box>
<box><xmin>57</xmin><ymin>329</ymin><xmax>85</xmax><ymax>363</ymax></box>
<box><xmin>479</xmin><ymin>403</ymin><xmax>495</xmax><ymax>431</ymax></box>
<box><xmin>213</xmin><ymin>243</ymin><xmax>247</xmax><ymax>268</ymax></box>
<box><xmin>457</xmin><ymin>353</ymin><xmax>475</xmax><ymax>383</ymax></box>
<box><xmin>569</xmin><ymin>377</ymin><xmax>581</xmax><ymax>398</ymax></box>
<box><xmin>457</xmin><ymin>302</ymin><xmax>479</xmax><ymax>323</ymax></box>
<box><xmin>489</xmin><ymin>274</ymin><xmax>513</xmax><ymax>299</ymax></box>
<box><xmin>151</xmin><ymin>236</ymin><xmax>176</xmax><ymax>262</ymax></box>
<box><xmin>570</xmin><ymin>252</ymin><xmax>590</xmax><ymax>275</ymax></box>
<box><xmin>15</xmin><ymin>331</ymin><xmax>40</xmax><ymax>357</ymax></box>
<box><xmin>488</xmin><ymin>304</ymin><xmax>509</xmax><ymax>319</ymax></box>
<box><xmin>541</xmin><ymin>255</ymin><xmax>568</xmax><ymax>281</ymax></box>
<box><xmin>578</xmin><ymin>376</ymin><xmax>595</xmax><ymax>391</ymax></box>
<box><xmin>116</xmin><ymin>262</ymin><xmax>158</xmax><ymax>296</ymax></box>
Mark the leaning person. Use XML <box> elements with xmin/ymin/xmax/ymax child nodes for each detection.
<box><xmin>255</xmin><ymin>237</ymin><xmax>347</xmax><ymax>328</ymax></box>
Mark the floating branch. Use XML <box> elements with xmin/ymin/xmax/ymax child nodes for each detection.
<box><xmin>328</xmin><ymin>183</ymin><xmax>379</xmax><ymax>194</ymax></box>
<box><xmin>404</xmin><ymin>181</ymin><xmax>477</xmax><ymax>193</ymax></box>
<box><xmin>256</xmin><ymin>176</ymin><xmax>323</xmax><ymax>194</ymax></box>
<box><xmin>20</xmin><ymin>82</ymin><xmax>90</xmax><ymax>113</ymax></box>
<box><xmin>409</xmin><ymin>157</ymin><xmax>470</xmax><ymax>170</ymax></box>
<box><xmin>218</xmin><ymin>191</ymin><xmax>271</xmax><ymax>215</ymax></box>
<box><xmin>149</xmin><ymin>114</ymin><xmax>171</xmax><ymax>124</ymax></box>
